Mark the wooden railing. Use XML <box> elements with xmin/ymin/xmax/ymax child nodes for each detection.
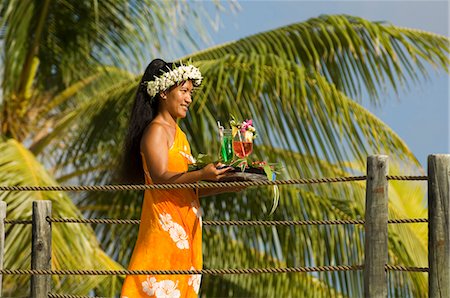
<box><xmin>0</xmin><ymin>154</ymin><xmax>448</xmax><ymax>297</ymax></box>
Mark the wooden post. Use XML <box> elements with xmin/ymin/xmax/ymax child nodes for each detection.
<box><xmin>0</xmin><ymin>201</ymin><xmax>6</xmax><ymax>295</ymax></box>
<box><xmin>31</xmin><ymin>200</ymin><xmax>52</xmax><ymax>298</ymax></box>
<box><xmin>428</xmin><ymin>154</ymin><xmax>450</xmax><ymax>297</ymax></box>
<box><xmin>364</xmin><ymin>155</ymin><xmax>388</xmax><ymax>297</ymax></box>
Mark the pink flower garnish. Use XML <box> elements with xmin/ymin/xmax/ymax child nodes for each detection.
<box><xmin>241</xmin><ymin>119</ymin><xmax>253</xmax><ymax>133</ymax></box>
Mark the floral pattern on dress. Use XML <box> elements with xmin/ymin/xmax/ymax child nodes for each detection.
<box><xmin>142</xmin><ymin>276</ymin><xmax>181</xmax><ymax>298</ymax></box>
<box><xmin>121</xmin><ymin>126</ymin><xmax>202</xmax><ymax>296</ymax></box>
<box><xmin>159</xmin><ymin>213</ymin><xmax>173</xmax><ymax>231</ymax></box>
<box><xmin>169</xmin><ymin>221</ymin><xmax>189</xmax><ymax>249</ymax></box>
<box><xmin>191</xmin><ymin>201</ymin><xmax>203</xmax><ymax>228</ymax></box>
<box><xmin>142</xmin><ymin>276</ymin><xmax>158</xmax><ymax>296</ymax></box>
<box><xmin>188</xmin><ymin>266</ymin><xmax>201</xmax><ymax>294</ymax></box>
<box><xmin>156</xmin><ymin>280</ymin><xmax>181</xmax><ymax>298</ymax></box>
<box><xmin>179</xmin><ymin>150</ymin><xmax>196</xmax><ymax>164</ymax></box>
<box><xmin>159</xmin><ymin>212</ymin><xmax>189</xmax><ymax>250</ymax></box>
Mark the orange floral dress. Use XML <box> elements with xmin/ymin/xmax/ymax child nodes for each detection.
<box><xmin>121</xmin><ymin>125</ymin><xmax>202</xmax><ymax>297</ymax></box>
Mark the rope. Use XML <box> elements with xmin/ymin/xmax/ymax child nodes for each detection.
<box><xmin>48</xmin><ymin>218</ymin><xmax>427</xmax><ymax>225</ymax></box>
<box><xmin>0</xmin><ymin>176</ymin><xmax>367</xmax><ymax>192</ymax></box>
<box><xmin>48</xmin><ymin>218</ymin><xmax>140</xmax><ymax>225</ymax></box>
<box><xmin>386</xmin><ymin>175</ymin><xmax>427</xmax><ymax>181</ymax></box>
<box><xmin>47</xmin><ymin>218</ymin><xmax>366</xmax><ymax>226</ymax></box>
<box><xmin>41</xmin><ymin>265</ymin><xmax>431</xmax><ymax>298</ymax></box>
<box><xmin>385</xmin><ymin>265</ymin><xmax>429</xmax><ymax>272</ymax></box>
<box><xmin>203</xmin><ymin>218</ymin><xmax>427</xmax><ymax>225</ymax></box>
<box><xmin>205</xmin><ymin>219</ymin><xmax>365</xmax><ymax>226</ymax></box>
<box><xmin>388</xmin><ymin>218</ymin><xmax>427</xmax><ymax>224</ymax></box>
<box><xmin>0</xmin><ymin>266</ymin><xmax>363</xmax><ymax>276</ymax></box>
<box><xmin>5</xmin><ymin>217</ymin><xmax>428</xmax><ymax>226</ymax></box>
<box><xmin>0</xmin><ymin>264</ymin><xmax>430</xmax><ymax>276</ymax></box>
<box><xmin>4</xmin><ymin>219</ymin><xmax>32</xmax><ymax>224</ymax></box>
<box><xmin>0</xmin><ymin>175</ymin><xmax>428</xmax><ymax>193</ymax></box>
<box><xmin>48</xmin><ymin>295</ymin><xmax>107</xmax><ymax>298</ymax></box>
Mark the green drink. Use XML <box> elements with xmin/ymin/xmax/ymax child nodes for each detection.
<box><xmin>220</xmin><ymin>129</ymin><xmax>234</xmax><ymax>163</ymax></box>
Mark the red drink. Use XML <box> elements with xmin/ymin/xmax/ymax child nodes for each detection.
<box><xmin>233</xmin><ymin>141</ymin><xmax>253</xmax><ymax>158</ymax></box>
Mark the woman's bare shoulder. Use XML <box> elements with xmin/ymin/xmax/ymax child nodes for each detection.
<box><xmin>141</xmin><ymin>121</ymin><xmax>168</xmax><ymax>148</ymax></box>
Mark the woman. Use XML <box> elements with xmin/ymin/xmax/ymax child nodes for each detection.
<box><xmin>120</xmin><ymin>59</ymin><xmax>237</xmax><ymax>297</ymax></box>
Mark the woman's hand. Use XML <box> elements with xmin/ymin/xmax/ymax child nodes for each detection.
<box><xmin>199</xmin><ymin>163</ymin><xmax>232</xmax><ymax>181</ymax></box>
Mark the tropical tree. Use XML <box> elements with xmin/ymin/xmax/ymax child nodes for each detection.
<box><xmin>72</xmin><ymin>15</ymin><xmax>446</xmax><ymax>296</ymax></box>
<box><xmin>0</xmin><ymin>0</ymin><xmax>224</xmax><ymax>295</ymax></box>
<box><xmin>1</xmin><ymin>1</ymin><xmax>448</xmax><ymax>297</ymax></box>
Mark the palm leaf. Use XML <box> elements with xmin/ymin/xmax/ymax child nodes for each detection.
<box><xmin>0</xmin><ymin>0</ymin><xmax>223</xmax><ymax>141</ymax></box>
<box><xmin>1</xmin><ymin>13</ymin><xmax>444</xmax><ymax>296</ymax></box>
<box><xmin>0</xmin><ymin>0</ymin><xmax>214</xmax><ymax>91</ymax></box>
<box><xmin>31</xmin><ymin>15</ymin><xmax>443</xmax><ymax>296</ymax></box>
<box><xmin>0</xmin><ymin>139</ymin><xmax>123</xmax><ymax>295</ymax></box>
<box><xmin>31</xmin><ymin>15</ymin><xmax>449</xmax><ymax>179</ymax></box>
<box><xmin>187</xmin><ymin>15</ymin><xmax>449</xmax><ymax>103</ymax></box>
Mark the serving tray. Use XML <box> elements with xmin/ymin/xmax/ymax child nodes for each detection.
<box><xmin>216</xmin><ymin>166</ymin><xmax>268</xmax><ymax>182</ymax></box>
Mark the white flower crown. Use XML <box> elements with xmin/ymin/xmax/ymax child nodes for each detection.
<box><xmin>145</xmin><ymin>64</ymin><xmax>202</xmax><ymax>98</ymax></box>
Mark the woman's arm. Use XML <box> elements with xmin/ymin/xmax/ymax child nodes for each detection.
<box><xmin>141</xmin><ymin>123</ymin><xmax>231</xmax><ymax>183</ymax></box>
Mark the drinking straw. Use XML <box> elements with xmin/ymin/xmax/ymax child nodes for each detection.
<box><xmin>217</xmin><ymin>121</ymin><xmax>224</xmax><ymax>138</ymax></box>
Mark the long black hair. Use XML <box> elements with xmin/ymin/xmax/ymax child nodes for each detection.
<box><xmin>120</xmin><ymin>58</ymin><xmax>176</xmax><ymax>184</ymax></box>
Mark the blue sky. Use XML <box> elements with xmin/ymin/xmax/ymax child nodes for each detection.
<box><xmin>195</xmin><ymin>0</ymin><xmax>449</xmax><ymax>168</ymax></box>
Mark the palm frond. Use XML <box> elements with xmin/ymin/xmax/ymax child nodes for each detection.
<box><xmin>1</xmin><ymin>13</ymin><xmax>443</xmax><ymax>296</ymax></box>
<box><xmin>0</xmin><ymin>139</ymin><xmax>123</xmax><ymax>295</ymax></box>
<box><xmin>0</xmin><ymin>0</ymin><xmax>225</xmax><ymax>141</ymax></box>
<box><xmin>47</xmin><ymin>52</ymin><xmax>421</xmax><ymax>183</ymax></box>
<box><xmin>188</xmin><ymin>54</ymin><xmax>419</xmax><ymax>168</ymax></box>
<box><xmin>187</xmin><ymin>14</ymin><xmax>449</xmax><ymax>103</ymax></box>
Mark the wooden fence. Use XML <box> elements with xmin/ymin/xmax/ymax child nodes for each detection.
<box><xmin>0</xmin><ymin>154</ymin><xmax>448</xmax><ymax>297</ymax></box>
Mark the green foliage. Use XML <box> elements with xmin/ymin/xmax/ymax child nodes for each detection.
<box><xmin>0</xmin><ymin>139</ymin><xmax>123</xmax><ymax>296</ymax></box>
<box><xmin>1</xmin><ymin>2</ymin><xmax>448</xmax><ymax>296</ymax></box>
